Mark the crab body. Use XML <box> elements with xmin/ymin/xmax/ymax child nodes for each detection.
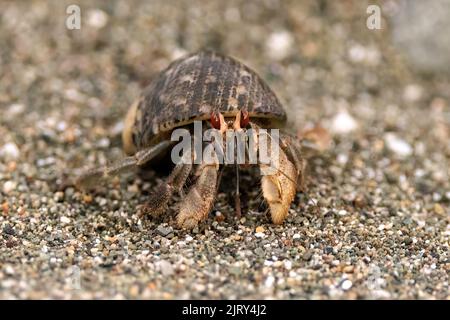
<box><xmin>78</xmin><ymin>51</ymin><xmax>306</xmax><ymax>229</ymax></box>
<box><xmin>122</xmin><ymin>51</ymin><xmax>286</xmax><ymax>155</ymax></box>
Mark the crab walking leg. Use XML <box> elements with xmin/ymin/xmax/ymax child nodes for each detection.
<box><xmin>279</xmin><ymin>132</ymin><xmax>307</xmax><ymax>192</ymax></box>
<box><xmin>75</xmin><ymin>140</ymin><xmax>171</xmax><ymax>189</ymax></box>
<box><xmin>140</xmin><ymin>150</ymin><xmax>193</xmax><ymax>217</ymax></box>
<box><xmin>177</xmin><ymin>144</ymin><xmax>220</xmax><ymax>229</ymax></box>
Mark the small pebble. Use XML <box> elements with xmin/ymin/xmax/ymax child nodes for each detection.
<box><xmin>129</xmin><ymin>285</ymin><xmax>140</xmax><ymax>296</ymax></box>
<box><xmin>1</xmin><ymin>202</ymin><xmax>9</xmax><ymax>214</ymax></box>
<box><xmin>3</xmin><ymin>225</ymin><xmax>15</xmax><ymax>236</ymax></box>
<box><xmin>264</xmin><ymin>276</ymin><xmax>275</xmax><ymax>288</ymax></box>
<box><xmin>83</xmin><ymin>194</ymin><xmax>93</xmax><ymax>204</ymax></box>
<box><xmin>7</xmin><ymin>103</ymin><xmax>25</xmax><ymax>117</ymax></box>
<box><xmin>54</xmin><ymin>192</ymin><xmax>64</xmax><ymax>202</ymax></box>
<box><xmin>302</xmin><ymin>250</ymin><xmax>313</xmax><ymax>261</ymax></box>
<box><xmin>3</xmin><ymin>181</ymin><xmax>16</xmax><ymax>194</ymax></box>
<box><xmin>36</xmin><ymin>157</ymin><xmax>56</xmax><ymax>167</ymax></box>
<box><xmin>433</xmin><ymin>204</ymin><xmax>445</xmax><ymax>216</ymax></box>
<box><xmin>4</xmin><ymin>265</ymin><xmax>15</xmax><ymax>275</ymax></box>
<box><xmin>284</xmin><ymin>260</ymin><xmax>292</xmax><ymax>270</ymax></box>
<box><xmin>60</xmin><ymin>216</ymin><xmax>71</xmax><ymax>224</ymax></box>
<box><xmin>343</xmin><ymin>265</ymin><xmax>354</xmax><ymax>273</ymax></box>
<box><xmin>156</xmin><ymin>260</ymin><xmax>174</xmax><ymax>277</ymax></box>
<box><xmin>341</xmin><ymin>279</ymin><xmax>353</xmax><ymax>290</ymax></box>
<box><xmin>384</xmin><ymin>133</ymin><xmax>413</xmax><ymax>157</ymax></box>
<box><xmin>255</xmin><ymin>232</ymin><xmax>265</xmax><ymax>239</ymax></box>
<box><xmin>255</xmin><ymin>226</ymin><xmax>265</xmax><ymax>233</ymax></box>
<box><xmin>255</xmin><ymin>247</ymin><xmax>265</xmax><ymax>257</ymax></box>
<box><xmin>337</xmin><ymin>210</ymin><xmax>348</xmax><ymax>216</ymax></box>
<box><xmin>403</xmin><ymin>84</ymin><xmax>423</xmax><ymax>102</ymax></box>
<box><xmin>266</xmin><ymin>31</ymin><xmax>293</xmax><ymax>60</ymax></box>
<box><xmin>0</xmin><ymin>142</ymin><xmax>20</xmax><ymax>160</ymax></box>
<box><xmin>331</xmin><ymin>111</ymin><xmax>358</xmax><ymax>134</ymax></box>
<box><xmin>86</xmin><ymin>9</ymin><xmax>109</xmax><ymax>29</ymax></box>
<box><xmin>156</xmin><ymin>225</ymin><xmax>173</xmax><ymax>237</ymax></box>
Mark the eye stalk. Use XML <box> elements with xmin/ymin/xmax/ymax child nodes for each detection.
<box><xmin>210</xmin><ymin>112</ymin><xmax>221</xmax><ymax>130</ymax></box>
<box><xmin>240</xmin><ymin>110</ymin><xmax>250</xmax><ymax>128</ymax></box>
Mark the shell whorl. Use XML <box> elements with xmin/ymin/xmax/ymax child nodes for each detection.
<box><xmin>128</xmin><ymin>51</ymin><xmax>286</xmax><ymax>151</ymax></box>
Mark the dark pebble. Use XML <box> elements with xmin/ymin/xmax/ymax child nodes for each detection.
<box><xmin>156</xmin><ymin>225</ymin><xmax>173</xmax><ymax>237</ymax></box>
<box><xmin>324</xmin><ymin>246</ymin><xmax>334</xmax><ymax>254</ymax></box>
<box><xmin>302</xmin><ymin>250</ymin><xmax>314</xmax><ymax>261</ymax></box>
<box><xmin>403</xmin><ymin>237</ymin><xmax>413</xmax><ymax>245</ymax></box>
<box><xmin>3</xmin><ymin>225</ymin><xmax>15</xmax><ymax>236</ymax></box>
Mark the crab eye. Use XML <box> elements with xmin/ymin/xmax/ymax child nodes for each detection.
<box><xmin>240</xmin><ymin>110</ymin><xmax>250</xmax><ymax>128</ymax></box>
<box><xmin>210</xmin><ymin>112</ymin><xmax>221</xmax><ymax>129</ymax></box>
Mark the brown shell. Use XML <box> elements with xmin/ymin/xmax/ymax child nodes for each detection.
<box><xmin>126</xmin><ymin>51</ymin><xmax>287</xmax><ymax>153</ymax></box>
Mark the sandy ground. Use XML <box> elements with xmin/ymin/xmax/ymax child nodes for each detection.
<box><xmin>0</xmin><ymin>0</ymin><xmax>449</xmax><ymax>299</ymax></box>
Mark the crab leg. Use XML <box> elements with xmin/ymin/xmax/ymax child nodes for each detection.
<box><xmin>279</xmin><ymin>132</ymin><xmax>307</xmax><ymax>192</ymax></box>
<box><xmin>140</xmin><ymin>149</ymin><xmax>193</xmax><ymax>217</ymax></box>
<box><xmin>235</xmin><ymin>164</ymin><xmax>242</xmax><ymax>218</ymax></box>
<box><xmin>75</xmin><ymin>140</ymin><xmax>171</xmax><ymax>189</ymax></box>
<box><xmin>176</xmin><ymin>143</ymin><xmax>220</xmax><ymax>229</ymax></box>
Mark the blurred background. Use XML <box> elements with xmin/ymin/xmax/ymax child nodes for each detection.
<box><xmin>1</xmin><ymin>0</ymin><xmax>449</xmax><ymax>159</ymax></box>
<box><xmin>0</xmin><ymin>0</ymin><xmax>449</xmax><ymax>299</ymax></box>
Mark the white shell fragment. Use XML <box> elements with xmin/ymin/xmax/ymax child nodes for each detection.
<box><xmin>266</xmin><ymin>31</ymin><xmax>294</xmax><ymax>61</ymax></box>
<box><xmin>384</xmin><ymin>133</ymin><xmax>413</xmax><ymax>157</ymax></box>
<box><xmin>331</xmin><ymin>111</ymin><xmax>358</xmax><ymax>134</ymax></box>
<box><xmin>0</xmin><ymin>142</ymin><xmax>20</xmax><ymax>160</ymax></box>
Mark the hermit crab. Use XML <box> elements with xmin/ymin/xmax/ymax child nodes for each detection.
<box><xmin>76</xmin><ymin>51</ymin><xmax>308</xmax><ymax>229</ymax></box>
